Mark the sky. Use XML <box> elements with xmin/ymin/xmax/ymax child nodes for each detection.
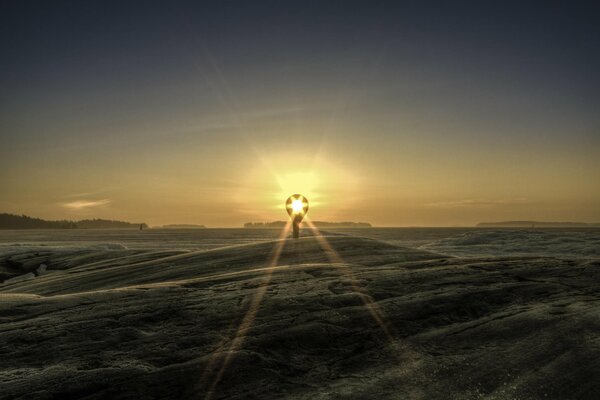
<box><xmin>1</xmin><ymin>1</ymin><xmax>599</xmax><ymax>227</ymax></box>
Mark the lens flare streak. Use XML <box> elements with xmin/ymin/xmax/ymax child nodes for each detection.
<box><xmin>201</xmin><ymin>221</ymin><xmax>292</xmax><ymax>400</ymax></box>
<box><xmin>201</xmin><ymin>215</ymin><xmax>395</xmax><ymax>399</ymax></box>
<box><xmin>304</xmin><ymin>218</ymin><xmax>394</xmax><ymax>341</ymax></box>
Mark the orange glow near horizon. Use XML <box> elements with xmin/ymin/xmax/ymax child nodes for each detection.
<box><xmin>231</xmin><ymin>151</ymin><xmax>362</xmax><ymax>225</ymax></box>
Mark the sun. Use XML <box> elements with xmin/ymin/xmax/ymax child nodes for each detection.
<box><xmin>291</xmin><ymin>199</ymin><xmax>304</xmax><ymax>213</ymax></box>
<box><xmin>236</xmin><ymin>152</ymin><xmax>360</xmax><ymax>221</ymax></box>
<box><xmin>286</xmin><ymin>194</ymin><xmax>309</xmax><ymax>218</ymax></box>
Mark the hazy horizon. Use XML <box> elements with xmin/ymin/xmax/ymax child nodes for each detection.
<box><xmin>2</xmin><ymin>211</ymin><xmax>600</xmax><ymax>229</ymax></box>
<box><xmin>2</xmin><ymin>2</ymin><xmax>599</xmax><ymax>227</ymax></box>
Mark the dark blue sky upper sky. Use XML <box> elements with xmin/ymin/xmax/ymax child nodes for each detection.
<box><xmin>3</xmin><ymin>2</ymin><xmax>598</xmax><ymax>91</ymax></box>
<box><xmin>1</xmin><ymin>1</ymin><xmax>599</xmax><ymax>225</ymax></box>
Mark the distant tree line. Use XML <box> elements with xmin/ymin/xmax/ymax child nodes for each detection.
<box><xmin>244</xmin><ymin>221</ymin><xmax>288</xmax><ymax>228</ymax></box>
<box><xmin>244</xmin><ymin>221</ymin><xmax>372</xmax><ymax>228</ymax></box>
<box><xmin>77</xmin><ymin>219</ymin><xmax>148</xmax><ymax>229</ymax></box>
<box><xmin>160</xmin><ymin>224</ymin><xmax>206</xmax><ymax>229</ymax></box>
<box><xmin>0</xmin><ymin>213</ymin><xmax>77</xmax><ymax>229</ymax></box>
<box><xmin>0</xmin><ymin>213</ymin><xmax>148</xmax><ymax>229</ymax></box>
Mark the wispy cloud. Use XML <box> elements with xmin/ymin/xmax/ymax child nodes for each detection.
<box><xmin>63</xmin><ymin>188</ymin><xmax>115</xmax><ymax>199</ymax></box>
<box><xmin>61</xmin><ymin>199</ymin><xmax>111</xmax><ymax>210</ymax></box>
<box><xmin>425</xmin><ymin>198</ymin><xmax>531</xmax><ymax>208</ymax></box>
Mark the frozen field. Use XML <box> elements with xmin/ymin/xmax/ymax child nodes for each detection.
<box><xmin>1</xmin><ymin>228</ymin><xmax>599</xmax><ymax>399</ymax></box>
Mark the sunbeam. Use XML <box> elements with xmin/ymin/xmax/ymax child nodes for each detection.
<box><xmin>200</xmin><ymin>221</ymin><xmax>292</xmax><ymax>400</ymax></box>
<box><xmin>303</xmin><ymin>218</ymin><xmax>394</xmax><ymax>341</ymax></box>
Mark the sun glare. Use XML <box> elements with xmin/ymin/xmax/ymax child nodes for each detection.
<box><xmin>236</xmin><ymin>152</ymin><xmax>360</xmax><ymax>222</ymax></box>
<box><xmin>291</xmin><ymin>199</ymin><xmax>304</xmax><ymax>213</ymax></box>
<box><xmin>276</xmin><ymin>172</ymin><xmax>319</xmax><ymax>201</ymax></box>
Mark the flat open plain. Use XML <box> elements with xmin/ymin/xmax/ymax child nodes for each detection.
<box><xmin>1</xmin><ymin>229</ymin><xmax>599</xmax><ymax>399</ymax></box>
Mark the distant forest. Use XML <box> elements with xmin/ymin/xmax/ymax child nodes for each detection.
<box><xmin>0</xmin><ymin>213</ymin><xmax>148</xmax><ymax>229</ymax></box>
<box><xmin>160</xmin><ymin>224</ymin><xmax>206</xmax><ymax>229</ymax></box>
<box><xmin>244</xmin><ymin>221</ymin><xmax>372</xmax><ymax>228</ymax></box>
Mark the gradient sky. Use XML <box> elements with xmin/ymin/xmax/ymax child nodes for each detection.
<box><xmin>1</xmin><ymin>1</ymin><xmax>599</xmax><ymax>226</ymax></box>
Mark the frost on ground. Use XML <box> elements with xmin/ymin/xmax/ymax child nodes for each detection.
<box><xmin>1</xmin><ymin>234</ymin><xmax>599</xmax><ymax>400</ymax></box>
<box><xmin>419</xmin><ymin>229</ymin><xmax>600</xmax><ymax>258</ymax></box>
